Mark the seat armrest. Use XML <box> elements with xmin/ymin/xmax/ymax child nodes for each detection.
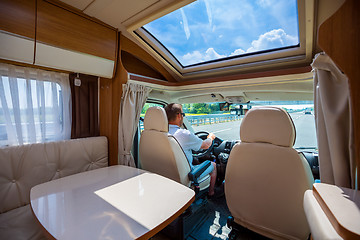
<box><xmin>188</xmin><ymin>160</ymin><xmax>211</xmax><ymax>184</ymax></box>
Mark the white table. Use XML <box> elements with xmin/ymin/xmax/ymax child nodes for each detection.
<box><xmin>30</xmin><ymin>165</ymin><xmax>195</xmax><ymax>240</ymax></box>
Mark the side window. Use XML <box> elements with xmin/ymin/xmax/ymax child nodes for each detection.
<box><xmin>0</xmin><ymin>63</ymin><xmax>71</xmax><ymax>146</ymax></box>
<box><xmin>139</xmin><ymin>102</ymin><xmax>165</xmax><ymax>132</ymax></box>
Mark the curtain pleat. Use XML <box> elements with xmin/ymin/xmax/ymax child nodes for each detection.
<box><xmin>0</xmin><ymin>78</ymin><xmax>17</xmax><ymax>145</ymax></box>
<box><xmin>9</xmin><ymin>74</ymin><xmax>23</xmax><ymax>144</ymax></box>
<box><xmin>25</xmin><ymin>79</ymin><xmax>36</xmax><ymax>142</ymax></box>
<box><xmin>51</xmin><ymin>79</ymin><xmax>61</xmax><ymax>137</ymax></box>
<box><xmin>36</xmin><ymin>79</ymin><xmax>46</xmax><ymax>142</ymax></box>
<box><xmin>118</xmin><ymin>82</ymin><xmax>151</xmax><ymax>166</ymax></box>
<box><xmin>312</xmin><ymin>53</ymin><xmax>355</xmax><ymax>189</ymax></box>
<box><xmin>0</xmin><ymin>63</ymin><xmax>71</xmax><ymax>146</ymax></box>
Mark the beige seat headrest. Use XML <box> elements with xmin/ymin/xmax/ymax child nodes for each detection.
<box><xmin>240</xmin><ymin>107</ymin><xmax>296</xmax><ymax>147</ymax></box>
<box><xmin>144</xmin><ymin>106</ymin><xmax>168</xmax><ymax>132</ymax></box>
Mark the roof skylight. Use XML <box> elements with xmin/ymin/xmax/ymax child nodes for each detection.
<box><xmin>143</xmin><ymin>0</ymin><xmax>299</xmax><ymax>67</ymax></box>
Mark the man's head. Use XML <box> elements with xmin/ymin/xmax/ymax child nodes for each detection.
<box><xmin>165</xmin><ymin>103</ymin><xmax>185</xmax><ymax>127</ymax></box>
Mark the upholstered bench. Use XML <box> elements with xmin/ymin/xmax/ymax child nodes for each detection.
<box><xmin>0</xmin><ymin>136</ymin><xmax>108</xmax><ymax>240</ymax></box>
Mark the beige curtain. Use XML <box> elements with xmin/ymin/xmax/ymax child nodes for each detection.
<box><xmin>118</xmin><ymin>82</ymin><xmax>151</xmax><ymax>166</ymax></box>
<box><xmin>312</xmin><ymin>53</ymin><xmax>355</xmax><ymax>189</ymax></box>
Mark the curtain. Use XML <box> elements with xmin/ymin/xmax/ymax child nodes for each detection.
<box><xmin>118</xmin><ymin>82</ymin><xmax>151</xmax><ymax>166</ymax></box>
<box><xmin>69</xmin><ymin>73</ymin><xmax>99</xmax><ymax>139</ymax></box>
<box><xmin>0</xmin><ymin>63</ymin><xmax>71</xmax><ymax>146</ymax></box>
<box><xmin>312</xmin><ymin>53</ymin><xmax>355</xmax><ymax>189</ymax></box>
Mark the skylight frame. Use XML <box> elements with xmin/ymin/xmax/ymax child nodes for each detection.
<box><xmin>140</xmin><ymin>26</ymin><xmax>301</xmax><ymax>69</ymax></box>
<box><xmin>131</xmin><ymin>0</ymin><xmax>311</xmax><ymax>77</ymax></box>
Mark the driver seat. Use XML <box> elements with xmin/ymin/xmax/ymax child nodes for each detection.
<box><xmin>139</xmin><ymin>106</ymin><xmax>211</xmax><ymax>192</ymax></box>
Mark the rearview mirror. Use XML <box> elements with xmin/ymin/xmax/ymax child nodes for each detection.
<box><xmin>219</xmin><ymin>102</ymin><xmax>231</xmax><ymax>111</ymax></box>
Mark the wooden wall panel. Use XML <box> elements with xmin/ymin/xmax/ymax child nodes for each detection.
<box><xmin>0</xmin><ymin>0</ymin><xmax>36</xmax><ymax>39</ymax></box>
<box><xmin>99</xmin><ymin>78</ymin><xmax>114</xmax><ymax>164</ymax></box>
<box><xmin>37</xmin><ymin>0</ymin><xmax>117</xmax><ymax>61</ymax></box>
<box><xmin>121</xmin><ymin>51</ymin><xmax>165</xmax><ymax>80</ymax></box>
<box><xmin>318</xmin><ymin>0</ymin><xmax>360</xmax><ymax>188</ymax></box>
<box><xmin>100</xmin><ymin>32</ymin><xmax>128</xmax><ymax>166</ymax></box>
<box><xmin>121</xmin><ymin>35</ymin><xmax>177</xmax><ymax>82</ymax></box>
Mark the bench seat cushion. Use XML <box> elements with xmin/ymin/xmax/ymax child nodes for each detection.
<box><xmin>0</xmin><ymin>136</ymin><xmax>108</xmax><ymax>239</ymax></box>
<box><xmin>0</xmin><ymin>205</ymin><xmax>46</xmax><ymax>240</ymax></box>
<box><xmin>0</xmin><ymin>136</ymin><xmax>108</xmax><ymax>214</ymax></box>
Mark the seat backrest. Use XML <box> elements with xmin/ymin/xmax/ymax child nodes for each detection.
<box><xmin>0</xmin><ymin>136</ymin><xmax>108</xmax><ymax>214</ymax></box>
<box><xmin>139</xmin><ymin>106</ymin><xmax>191</xmax><ymax>187</ymax></box>
<box><xmin>225</xmin><ymin>107</ymin><xmax>314</xmax><ymax>240</ymax></box>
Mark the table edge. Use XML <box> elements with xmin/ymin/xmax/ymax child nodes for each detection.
<box><xmin>313</xmin><ymin>184</ymin><xmax>360</xmax><ymax>240</ymax></box>
<box><xmin>136</xmin><ymin>194</ymin><xmax>195</xmax><ymax>240</ymax></box>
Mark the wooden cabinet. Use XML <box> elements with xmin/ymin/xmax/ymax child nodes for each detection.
<box><xmin>0</xmin><ymin>0</ymin><xmax>36</xmax><ymax>40</ymax></box>
<box><xmin>36</xmin><ymin>0</ymin><xmax>117</xmax><ymax>61</ymax></box>
<box><xmin>0</xmin><ymin>0</ymin><xmax>117</xmax><ymax>77</ymax></box>
<box><xmin>0</xmin><ymin>0</ymin><xmax>36</xmax><ymax>64</ymax></box>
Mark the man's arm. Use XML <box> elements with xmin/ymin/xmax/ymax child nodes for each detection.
<box><xmin>201</xmin><ymin>133</ymin><xmax>216</xmax><ymax>149</ymax></box>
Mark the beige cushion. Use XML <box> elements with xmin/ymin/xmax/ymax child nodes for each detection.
<box><xmin>140</xmin><ymin>130</ymin><xmax>191</xmax><ymax>186</ymax></box>
<box><xmin>0</xmin><ymin>137</ymin><xmax>108</xmax><ymax>240</ymax></box>
<box><xmin>169</xmin><ymin>136</ymin><xmax>210</xmax><ymax>190</ymax></box>
<box><xmin>225</xmin><ymin>107</ymin><xmax>314</xmax><ymax>240</ymax></box>
<box><xmin>0</xmin><ymin>136</ymin><xmax>108</xmax><ymax>214</ymax></box>
<box><xmin>240</xmin><ymin>107</ymin><xmax>296</xmax><ymax>147</ymax></box>
<box><xmin>144</xmin><ymin>106</ymin><xmax>168</xmax><ymax>132</ymax></box>
<box><xmin>0</xmin><ymin>205</ymin><xmax>46</xmax><ymax>240</ymax></box>
<box><xmin>140</xmin><ymin>107</ymin><xmax>210</xmax><ymax>190</ymax></box>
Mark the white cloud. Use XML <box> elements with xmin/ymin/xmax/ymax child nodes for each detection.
<box><xmin>211</xmin><ymin>0</ymin><xmax>258</xmax><ymax>31</ymax></box>
<box><xmin>246</xmin><ymin>29</ymin><xmax>298</xmax><ymax>52</ymax></box>
<box><xmin>227</xmin><ymin>29</ymin><xmax>297</xmax><ymax>57</ymax></box>
<box><xmin>256</xmin><ymin>0</ymin><xmax>273</xmax><ymax>8</ymax></box>
<box><xmin>180</xmin><ymin>8</ymin><xmax>190</xmax><ymax>40</ymax></box>
<box><xmin>230</xmin><ymin>48</ymin><xmax>246</xmax><ymax>56</ymax></box>
<box><xmin>182</xmin><ymin>47</ymin><xmax>226</xmax><ymax>65</ymax></box>
<box><xmin>181</xmin><ymin>29</ymin><xmax>297</xmax><ymax>65</ymax></box>
<box><xmin>205</xmin><ymin>48</ymin><xmax>226</xmax><ymax>60</ymax></box>
<box><xmin>204</xmin><ymin>0</ymin><xmax>213</xmax><ymax>27</ymax></box>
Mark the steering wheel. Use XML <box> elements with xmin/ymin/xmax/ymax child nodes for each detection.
<box><xmin>192</xmin><ymin>131</ymin><xmax>214</xmax><ymax>158</ymax></box>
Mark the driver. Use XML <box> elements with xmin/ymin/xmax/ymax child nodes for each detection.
<box><xmin>165</xmin><ymin>103</ymin><xmax>217</xmax><ymax>197</ymax></box>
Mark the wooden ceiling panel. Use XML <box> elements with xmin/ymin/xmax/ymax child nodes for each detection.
<box><xmin>84</xmin><ymin>0</ymin><xmax>159</xmax><ymax>28</ymax></box>
<box><xmin>57</xmin><ymin>0</ymin><xmax>93</xmax><ymax>11</ymax></box>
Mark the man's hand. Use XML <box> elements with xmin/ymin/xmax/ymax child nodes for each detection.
<box><xmin>207</xmin><ymin>133</ymin><xmax>215</xmax><ymax>140</ymax></box>
<box><xmin>201</xmin><ymin>133</ymin><xmax>216</xmax><ymax>149</ymax></box>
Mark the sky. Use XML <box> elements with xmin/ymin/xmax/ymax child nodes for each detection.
<box><xmin>144</xmin><ymin>0</ymin><xmax>299</xmax><ymax>66</ymax></box>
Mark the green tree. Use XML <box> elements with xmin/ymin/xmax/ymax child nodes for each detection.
<box><xmin>141</xmin><ymin>103</ymin><xmax>151</xmax><ymax>114</ymax></box>
<box><xmin>209</xmin><ymin>103</ymin><xmax>220</xmax><ymax>113</ymax></box>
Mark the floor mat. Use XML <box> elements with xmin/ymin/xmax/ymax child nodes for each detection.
<box><xmin>187</xmin><ymin>195</ymin><xmax>231</xmax><ymax>240</ymax></box>
<box><xmin>151</xmin><ymin>188</ymin><xmax>270</xmax><ymax>240</ymax></box>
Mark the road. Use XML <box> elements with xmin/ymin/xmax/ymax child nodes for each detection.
<box><xmin>191</xmin><ymin>112</ymin><xmax>317</xmax><ymax>149</ymax></box>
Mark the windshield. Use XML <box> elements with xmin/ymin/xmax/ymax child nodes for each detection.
<box><xmin>183</xmin><ymin>101</ymin><xmax>317</xmax><ymax>149</ymax></box>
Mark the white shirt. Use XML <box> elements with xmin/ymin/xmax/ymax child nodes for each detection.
<box><xmin>168</xmin><ymin>124</ymin><xmax>203</xmax><ymax>169</ymax></box>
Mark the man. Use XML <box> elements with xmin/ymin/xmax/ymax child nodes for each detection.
<box><xmin>165</xmin><ymin>103</ymin><xmax>217</xmax><ymax>197</ymax></box>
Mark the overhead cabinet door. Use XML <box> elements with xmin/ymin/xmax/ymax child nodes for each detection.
<box><xmin>0</xmin><ymin>0</ymin><xmax>36</xmax><ymax>64</ymax></box>
<box><xmin>35</xmin><ymin>0</ymin><xmax>117</xmax><ymax>78</ymax></box>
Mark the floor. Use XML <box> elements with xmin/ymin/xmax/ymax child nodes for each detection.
<box><xmin>151</xmin><ymin>187</ymin><xmax>270</xmax><ymax>240</ymax></box>
<box><xmin>187</xmin><ymin>196</ymin><xmax>232</xmax><ymax>240</ymax></box>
